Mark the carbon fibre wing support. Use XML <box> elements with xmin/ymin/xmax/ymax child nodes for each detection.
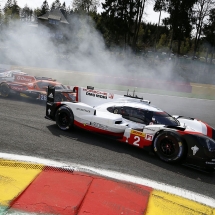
<box><xmin>45</xmin><ymin>86</ymin><xmax>56</xmax><ymax>120</ymax></box>
<box><xmin>45</xmin><ymin>86</ymin><xmax>75</xmax><ymax>121</ymax></box>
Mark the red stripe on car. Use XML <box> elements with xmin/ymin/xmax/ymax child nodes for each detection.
<box><xmin>204</xmin><ymin>123</ymin><xmax>213</xmax><ymax>138</ymax></box>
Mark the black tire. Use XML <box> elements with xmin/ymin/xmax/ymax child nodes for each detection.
<box><xmin>0</xmin><ymin>83</ymin><xmax>10</xmax><ymax>97</ymax></box>
<box><xmin>55</xmin><ymin>106</ymin><xmax>74</xmax><ymax>131</ymax></box>
<box><xmin>153</xmin><ymin>131</ymin><xmax>186</xmax><ymax>163</ymax></box>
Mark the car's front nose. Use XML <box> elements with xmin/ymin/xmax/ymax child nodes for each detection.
<box><xmin>196</xmin><ymin>136</ymin><xmax>215</xmax><ymax>169</ymax></box>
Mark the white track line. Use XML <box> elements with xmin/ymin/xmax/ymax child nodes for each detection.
<box><xmin>0</xmin><ymin>152</ymin><xmax>214</xmax><ymax>208</ymax></box>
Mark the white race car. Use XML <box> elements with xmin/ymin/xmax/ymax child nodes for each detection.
<box><xmin>45</xmin><ymin>86</ymin><xmax>215</xmax><ymax>171</ymax></box>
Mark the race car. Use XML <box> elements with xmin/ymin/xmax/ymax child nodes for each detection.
<box><xmin>0</xmin><ymin>74</ymin><xmax>76</xmax><ymax>102</ymax></box>
<box><xmin>45</xmin><ymin>86</ymin><xmax>215</xmax><ymax>171</ymax></box>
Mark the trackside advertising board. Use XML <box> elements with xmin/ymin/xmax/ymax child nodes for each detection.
<box><xmin>73</xmin><ymin>87</ymin><xmax>124</xmax><ymax>106</ymax></box>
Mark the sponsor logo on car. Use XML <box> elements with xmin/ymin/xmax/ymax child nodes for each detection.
<box><xmin>91</xmin><ymin>122</ymin><xmax>108</xmax><ymax>130</ymax></box>
<box><xmin>83</xmin><ymin>88</ymin><xmax>108</xmax><ymax>99</ymax></box>
<box><xmin>145</xmin><ymin>134</ymin><xmax>153</xmax><ymax>141</ymax></box>
<box><xmin>15</xmin><ymin>75</ymin><xmax>35</xmax><ymax>82</ymax></box>
<box><xmin>76</xmin><ymin>108</ymin><xmax>90</xmax><ymax>113</ymax></box>
<box><xmin>10</xmin><ymin>86</ymin><xmax>26</xmax><ymax>91</ymax></box>
<box><xmin>48</xmin><ymin>93</ymin><xmax>53</xmax><ymax>98</ymax></box>
<box><xmin>206</xmin><ymin>161</ymin><xmax>215</xmax><ymax>165</ymax></box>
<box><xmin>47</xmin><ymin>109</ymin><xmax>51</xmax><ymax>115</ymax></box>
<box><xmin>131</xmin><ymin>130</ymin><xmax>145</xmax><ymax>137</ymax></box>
<box><xmin>191</xmin><ymin>145</ymin><xmax>199</xmax><ymax>155</ymax></box>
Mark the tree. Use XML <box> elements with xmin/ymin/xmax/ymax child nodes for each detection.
<box><xmin>132</xmin><ymin>0</ymin><xmax>149</xmax><ymax>49</ymax></box>
<box><xmin>154</xmin><ymin>0</ymin><xmax>197</xmax><ymax>54</ymax></box>
<box><xmin>102</xmin><ymin>0</ymin><xmax>149</xmax><ymax>50</ymax></box>
<box><xmin>102</xmin><ymin>0</ymin><xmax>131</xmax><ymax>48</ymax></box>
<box><xmin>11</xmin><ymin>0</ymin><xmax>20</xmax><ymax>17</ymax></box>
<box><xmin>157</xmin><ymin>33</ymin><xmax>167</xmax><ymax>48</ymax></box>
<box><xmin>38</xmin><ymin>0</ymin><xmax>49</xmax><ymax>17</ymax></box>
<box><xmin>192</xmin><ymin>0</ymin><xmax>215</xmax><ymax>58</ymax></box>
<box><xmin>51</xmin><ymin>0</ymin><xmax>61</xmax><ymax>9</ymax></box>
<box><xmin>0</xmin><ymin>2</ymin><xmax>2</xmax><ymax>19</ymax></box>
<box><xmin>3</xmin><ymin>0</ymin><xmax>12</xmax><ymax>13</ymax></box>
<box><xmin>153</xmin><ymin>0</ymin><xmax>167</xmax><ymax>50</ymax></box>
<box><xmin>3</xmin><ymin>0</ymin><xmax>20</xmax><ymax>22</ymax></box>
<box><xmin>73</xmin><ymin>0</ymin><xmax>99</xmax><ymax>14</ymax></box>
<box><xmin>62</xmin><ymin>2</ymin><xmax>66</xmax><ymax>10</ymax></box>
<box><xmin>203</xmin><ymin>8</ymin><xmax>215</xmax><ymax>63</ymax></box>
<box><xmin>20</xmin><ymin>4</ymin><xmax>33</xmax><ymax>21</ymax></box>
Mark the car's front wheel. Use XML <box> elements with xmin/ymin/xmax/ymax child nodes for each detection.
<box><xmin>0</xmin><ymin>83</ymin><xmax>10</xmax><ymax>97</ymax></box>
<box><xmin>55</xmin><ymin>106</ymin><xmax>74</xmax><ymax>131</ymax></box>
<box><xmin>153</xmin><ymin>131</ymin><xmax>186</xmax><ymax>163</ymax></box>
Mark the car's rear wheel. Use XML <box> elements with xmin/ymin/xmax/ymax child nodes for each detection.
<box><xmin>0</xmin><ymin>83</ymin><xmax>10</xmax><ymax>97</ymax></box>
<box><xmin>55</xmin><ymin>106</ymin><xmax>74</xmax><ymax>131</ymax></box>
<box><xmin>153</xmin><ymin>131</ymin><xmax>186</xmax><ymax>163</ymax></box>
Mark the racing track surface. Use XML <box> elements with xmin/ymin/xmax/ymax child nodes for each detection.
<box><xmin>0</xmin><ymin>92</ymin><xmax>215</xmax><ymax>200</ymax></box>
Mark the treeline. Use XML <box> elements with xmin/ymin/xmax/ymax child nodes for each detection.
<box><xmin>0</xmin><ymin>0</ymin><xmax>215</xmax><ymax>62</ymax></box>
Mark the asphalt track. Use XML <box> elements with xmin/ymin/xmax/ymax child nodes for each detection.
<box><xmin>0</xmin><ymin>92</ymin><xmax>215</xmax><ymax>201</ymax></box>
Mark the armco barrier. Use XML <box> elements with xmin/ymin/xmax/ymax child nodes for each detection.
<box><xmin>0</xmin><ymin>159</ymin><xmax>214</xmax><ymax>215</ymax></box>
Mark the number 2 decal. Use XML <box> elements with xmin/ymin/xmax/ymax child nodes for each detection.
<box><xmin>133</xmin><ymin>136</ymin><xmax>140</xmax><ymax>146</ymax></box>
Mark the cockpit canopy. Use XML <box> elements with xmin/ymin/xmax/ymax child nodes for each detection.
<box><xmin>107</xmin><ymin>106</ymin><xmax>179</xmax><ymax>126</ymax></box>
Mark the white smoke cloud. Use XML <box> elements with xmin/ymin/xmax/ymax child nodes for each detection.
<box><xmin>0</xmin><ymin>15</ymin><xmax>203</xmax><ymax>92</ymax></box>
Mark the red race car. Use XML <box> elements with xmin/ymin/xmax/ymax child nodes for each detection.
<box><xmin>0</xmin><ymin>74</ymin><xmax>76</xmax><ymax>102</ymax></box>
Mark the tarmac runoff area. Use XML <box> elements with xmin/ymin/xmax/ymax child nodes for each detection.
<box><xmin>0</xmin><ymin>153</ymin><xmax>215</xmax><ymax>215</ymax></box>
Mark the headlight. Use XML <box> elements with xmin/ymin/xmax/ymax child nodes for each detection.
<box><xmin>196</xmin><ymin>135</ymin><xmax>215</xmax><ymax>152</ymax></box>
<box><xmin>206</xmin><ymin>138</ymin><xmax>215</xmax><ymax>152</ymax></box>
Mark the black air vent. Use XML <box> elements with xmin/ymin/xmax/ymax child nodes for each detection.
<box><xmin>115</xmin><ymin>121</ymin><xmax>122</xmax><ymax>124</ymax></box>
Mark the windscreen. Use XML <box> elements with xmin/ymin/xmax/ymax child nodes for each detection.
<box><xmin>107</xmin><ymin>106</ymin><xmax>180</xmax><ymax>126</ymax></box>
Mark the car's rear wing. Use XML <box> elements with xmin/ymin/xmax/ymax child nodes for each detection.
<box><xmin>46</xmin><ymin>86</ymin><xmax>75</xmax><ymax>103</ymax></box>
<box><xmin>46</xmin><ymin>86</ymin><xmax>55</xmax><ymax>119</ymax></box>
<box><xmin>73</xmin><ymin>86</ymin><xmax>150</xmax><ymax>106</ymax></box>
<box><xmin>73</xmin><ymin>86</ymin><xmax>123</xmax><ymax>106</ymax></box>
<box><xmin>46</xmin><ymin>86</ymin><xmax>75</xmax><ymax>119</ymax></box>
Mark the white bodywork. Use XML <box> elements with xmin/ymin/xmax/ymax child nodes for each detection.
<box><xmin>73</xmin><ymin>86</ymin><xmax>212</xmax><ymax>137</ymax></box>
<box><xmin>62</xmin><ymin>102</ymin><xmax>128</xmax><ymax>133</ymax></box>
<box><xmin>173</xmin><ymin>116</ymin><xmax>208</xmax><ymax>135</ymax></box>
